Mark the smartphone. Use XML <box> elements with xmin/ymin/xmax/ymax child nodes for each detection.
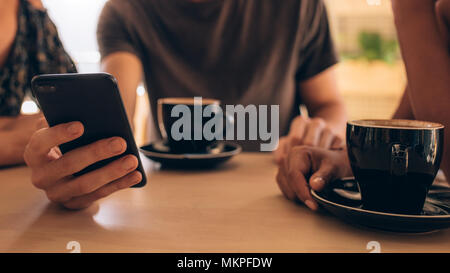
<box><xmin>31</xmin><ymin>73</ymin><xmax>146</xmax><ymax>188</ymax></box>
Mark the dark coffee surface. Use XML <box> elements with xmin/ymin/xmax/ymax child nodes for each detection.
<box><xmin>97</xmin><ymin>0</ymin><xmax>338</xmax><ymax>151</ymax></box>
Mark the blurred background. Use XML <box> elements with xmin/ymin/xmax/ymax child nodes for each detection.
<box><xmin>37</xmin><ymin>0</ymin><xmax>406</xmax><ymax>146</ymax></box>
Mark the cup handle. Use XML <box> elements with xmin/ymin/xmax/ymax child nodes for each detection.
<box><xmin>390</xmin><ymin>144</ymin><xmax>409</xmax><ymax>176</ymax></box>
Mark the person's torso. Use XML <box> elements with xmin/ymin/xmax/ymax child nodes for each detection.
<box><xmin>106</xmin><ymin>0</ymin><xmax>324</xmax><ymax>150</ymax></box>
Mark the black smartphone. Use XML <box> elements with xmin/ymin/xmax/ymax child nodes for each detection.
<box><xmin>31</xmin><ymin>73</ymin><xmax>146</xmax><ymax>188</ymax></box>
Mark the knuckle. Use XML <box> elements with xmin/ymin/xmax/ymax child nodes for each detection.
<box><xmin>291</xmin><ymin>116</ymin><xmax>306</xmax><ymax>128</ymax></box>
<box><xmin>311</xmin><ymin>118</ymin><xmax>325</xmax><ymax>127</ymax></box>
<box><xmin>91</xmin><ymin>142</ymin><xmax>107</xmax><ymax>159</ymax></box>
<box><xmin>291</xmin><ymin>145</ymin><xmax>309</xmax><ymax>155</ymax></box>
<box><xmin>296</xmin><ymin>115</ymin><xmax>307</xmax><ymax>122</ymax></box>
<box><xmin>279</xmin><ymin>154</ymin><xmax>287</xmax><ymax>165</ymax></box>
<box><xmin>290</xmin><ymin>135</ymin><xmax>303</xmax><ymax>144</ymax></box>
<box><xmin>302</xmin><ymin>139</ymin><xmax>315</xmax><ymax>147</ymax></box>
<box><xmin>286</xmin><ymin>168</ymin><xmax>297</xmax><ymax>182</ymax></box>
<box><xmin>321</xmin><ymin>127</ymin><xmax>333</xmax><ymax>136</ymax></box>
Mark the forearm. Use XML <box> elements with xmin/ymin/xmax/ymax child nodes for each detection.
<box><xmin>101</xmin><ymin>52</ymin><xmax>143</xmax><ymax>129</ymax></box>
<box><xmin>309</xmin><ymin>101</ymin><xmax>347</xmax><ymax>139</ymax></box>
<box><xmin>299</xmin><ymin>67</ymin><xmax>348</xmax><ymax>139</ymax></box>
<box><xmin>392</xmin><ymin>0</ymin><xmax>450</xmax><ymax>179</ymax></box>
<box><xmin>392</xmin><ymin>0</ymin><xmax>450</xmax><ymax>120</ymax></box>
<box><xmin>393</xmin><ymin>86</ymin><xmax>415</xmax><ymax>120</ymax></box>
<box><xmin>0</xmin><ymin>131</ymin><xmax>26</xmax><ymax>167</ymax></box>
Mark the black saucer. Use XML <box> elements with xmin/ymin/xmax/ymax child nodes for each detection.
<box><xmin>311</xmin><ymin>178</ymin><xmax>450</xmax><ymax>233</ymax></box>
<box><xmin>140</xmin><ymin>140</ymin><xmax>242</xmax><ymax>169</ymax></box>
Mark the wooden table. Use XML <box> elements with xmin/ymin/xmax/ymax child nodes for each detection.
<box><xmin>1</xmin><ymin>153</ymin><xmax>449</xmax><ymax>253</ymax></box>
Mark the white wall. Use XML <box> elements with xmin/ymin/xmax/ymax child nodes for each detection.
<box><xmin>42</xmin><ymin>0</ymin><xmax>108</xmax><ymax>72</ymax></box>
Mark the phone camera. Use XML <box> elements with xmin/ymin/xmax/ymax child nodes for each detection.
<box><xmin>38</xmin><ymin>85</ymin><xmax>56</xmax><ymax>93</ymax></box>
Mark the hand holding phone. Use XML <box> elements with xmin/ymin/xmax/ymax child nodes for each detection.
<box><xmin>25</xmin><ymin>73</ymin><xmax>146</xmax><ymax>209</ymax></box>
<box><xmin>24</xmin><ymin>122</ymin><xmax>143</xmax><ymax>209</ymax></box>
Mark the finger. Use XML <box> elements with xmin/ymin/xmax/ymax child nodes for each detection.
<box><xmin>287</xmin><ymin>117</ymin><xmax>307</xmax><ymax>148</ymax></box>
<box><xmin>318</xmin><ymin>128</ymin><xmax>335</xmax><ymax>149</ymax></box>
<box><xmin>54</xmin><ymin>147</ymin><xmax>62</xmax><ymax>157</ymax></box>
<box><xmin>309</xmin><ymin>159</ymin><xmax>339</xmax><ymax>192</ymax></box>
<box><xmin>330</xmin><ymin>136</ymin><xmax>344</xmax><ymax>150</ymax></box>
<box><xmin>301</xmin><ymin>118</ymin><xmax>325</xmax><ymax>147</ymax></box>
<box><xmin>289</xmin><ymin>116</ymin><xmax>308</xmax><ymax>137</ymax></box>
<box><xmin>286</xmin><ymin>148</ymin><xmax>318</xmax><ymax>210</ymax></box>
<box><xmin>276</xmin><ymin>158</ymin><xmax>296</xmax><ymax>200</ymax></box>
<box><xmin>62</xmin><ymin>171</ymin><xmax>143</xmax><ymax>210</ymax></box>
<box><xmin>41</xmin><ymin>137</ymin><xmax>127</xmax><ymax>186</ymax></box>
<box><xmin>24</xmin><ymin>122</ymin><xmax>84</xmax><ymax>166</ymax></box>
<box><xmin>273</xmin><ymin>138</ymin><xmax>287</xmax><ymax>165</ymax></box>
<box><xmin>45</xmin><ymin>154</ymin><xmax>139</xmax><ymax>203</ymax></box>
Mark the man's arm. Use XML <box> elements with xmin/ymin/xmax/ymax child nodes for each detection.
<box><xmin>101</xmin><ymin>52</ymin><xmax>143</xmax><ymax>128</ymax></box>
<box><xmin>274</xmin><ymin>67</ymin><xmax>347</xmax><ymax>163</ymax></box>
<box><xmin>299</xmin><ymin>66</ymin><xmax>347</xmax><ymax>139</ymax></box>
<box><xmin>392</xmin><ymin>0</ymin><xmax>450</xmax><ymax>179</ymax></box>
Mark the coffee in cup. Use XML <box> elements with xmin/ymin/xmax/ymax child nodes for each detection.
<box><xmin>346</xmin><ymin>119</ymin><xmax>444</xmax><ymax>215</ymax></box>
<box><xmin>157</xmin><ymin>97</ymin><xmax>225</xmax><ymax>154</ymax></box>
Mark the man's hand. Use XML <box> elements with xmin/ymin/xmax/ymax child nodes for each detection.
<box><xmin>274</xmin><ymin>116</ymin><xmax>344</xmax><ymax>164</ymax></box>
<box><xmin>24</xmin><ymin>121</ymin><xmax>143</xmax><ymax>210</ymax></box>
<box><xmin>276</xmin><ymin>146</ymin><xmax>352</xmax><ymax>210</ymax></box>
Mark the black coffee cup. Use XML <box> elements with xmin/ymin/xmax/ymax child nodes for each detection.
<box><xmin>157</xmin><ymin>97</ymin><xmax>226</xmax><ymax>154</ymax></box>
<box><xmin>346</xmin><ymin>119</ymin><xmax>444</xmax><ymax>215</ymax></box>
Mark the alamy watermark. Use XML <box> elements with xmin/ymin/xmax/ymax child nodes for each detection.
<box><xmin>170</xmin><ymin>97</ymin><xmax>279</xmax><ymax>151</ymax></box>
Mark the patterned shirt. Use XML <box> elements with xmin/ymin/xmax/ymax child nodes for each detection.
<box><xmin>0</xmin><ymin>0</ymin><xmax>76</xmax><ymax>116</ymax></box>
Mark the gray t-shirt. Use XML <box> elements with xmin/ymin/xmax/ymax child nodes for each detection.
<box><xmin>97</xmin><ymin>0</ymin><xmax>337</xmax><ymax>151</ymax></box>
